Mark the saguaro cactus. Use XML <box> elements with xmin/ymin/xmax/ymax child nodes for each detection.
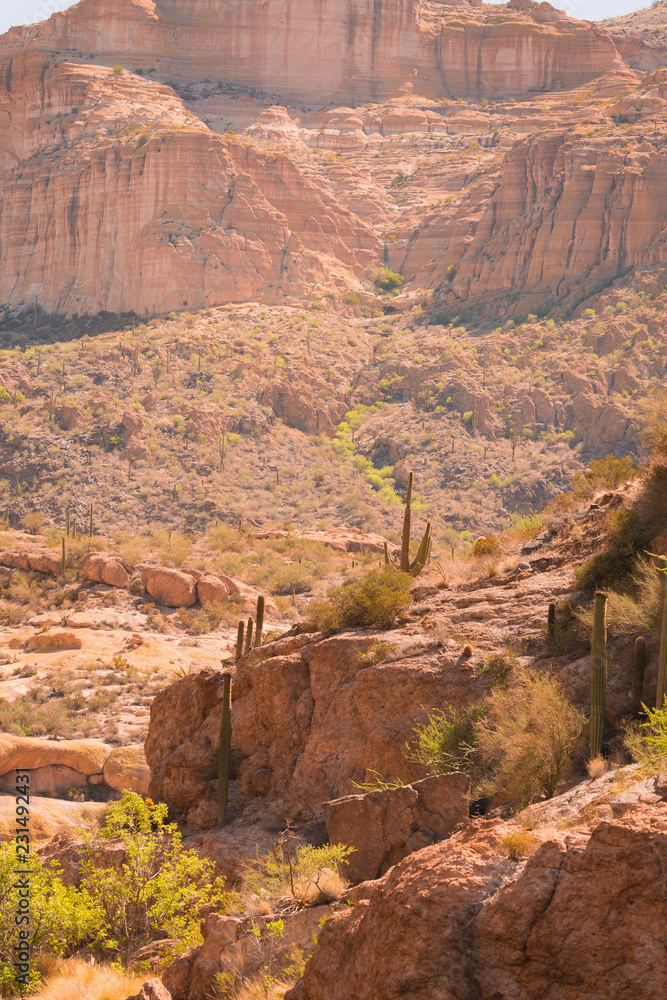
<box><xmin>633</xmin><ymin>636</ymin><xmax>647</xmax><ymax>702</ymax></box>
<box><xmin>235</xmin><ymin>621</ymin><xmax>244</xmax><ymax>663</ymax></box>
<box><xmin>217</xmin><ymin>672</ymin><xmax>232</xmax><ymax>826</ymax></box>
<box><xmin>61</xmin><ymin>537</ymin><xmax>66</xmax><ymax>578</ymax></box>
<box><xmin>255</xmin><ymin>595</ymin><xmax>265</xmax><ymax>649</ymax></box>
<box><xmin>244</xmin><ymin>618</ymin><xmax>253</xmax><ymax>655</ymax></box>
<box><xmin>656</xmin><ymin>557</ymin><xmax>667</xmax><ymax>709</ymax></box>
<box><xmin>384</xmin><ymin>472</ymin><xmax>432</xmax><ymax>578</ymax></box>
<box><xmin>547</xmin><ymin>603</ymin><xmax>556</xmax><ymax>637</ymax></box>
<box><xmin>590</xmin><ymin>591</ymin><xmax>607</xmax><ymax>759</ymax></box>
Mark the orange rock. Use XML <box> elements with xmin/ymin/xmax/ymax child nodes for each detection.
<box><xmin>24</xmin><ymin>631</ymin><xmax>83</xmax><ymax>652</ymax></box>
<box><xmin>80</xmin><ymin>552</ymin><xmax>131</xmax><ymax>588</ymax></box>
<box><xmin>28</xmin><ymin>553</ymin><xmax>61</xmax><ymax>577</ymax></box>
<box><xmin>145</xmin><ymin>567</ymin><xmax>197</xmax><ymax>607</ymax></box>
<box><xmin>197</xmin><ymin>575</ymin><xmax>230</xmax><ymax>607</ymax></box>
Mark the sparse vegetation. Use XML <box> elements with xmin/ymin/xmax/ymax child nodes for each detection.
<box><xmin>303</xmin><ymin>568</ymin><xmax>412</xmax><ymax>635</ymax></box>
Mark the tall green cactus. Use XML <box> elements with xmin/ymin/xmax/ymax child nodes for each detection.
<box><xmin>255</xmin><ymin>595</ymin><xmax>265</xmax><ymax>648</ymax></box>
<box><xmin>633</xmin><ymin>636</ymin><xmax>647</xmax><ymax>702</ymax></box>
<box><xmin>656</xmin><ymin>557</ymin><xmax>667</xmax><ymax>709</ymax></box>
<box><xmin>590</xmin><ymin>591</ymin><xmax>607</xmax><ymax>759</ymax></box>
<box><xmin>547</xmin><ymin>603</ymin><xmax>556</xmax><ymax>636</ymax></box>
<box><xmin>217</xmin><ymin>672</ymin><xmax>232</xmax><ymax>826</ymax></box>
<box><xmin>384</xmin><ymin>472</ymin><xmax>432</xmax><ymax>578</ymax></box>
<box><xmin>244</xmin><ymin>618</ymin><xmax>253</xmax><ymax>655</ymax></box>
<box><xmin>235</xmin><ymin>621</ymin><xmax>244</xmax><ymax>663</ymax></box>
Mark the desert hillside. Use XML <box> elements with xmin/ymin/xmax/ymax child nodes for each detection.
<box><xmin>1</xmin><ymin>1</ymin><xmax>667</xmax><ymax>999</ymax></box>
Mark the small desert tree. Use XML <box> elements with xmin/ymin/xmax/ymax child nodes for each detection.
<box><xmin>79</xmin><ymin>792</ymin><xmax>229</xmax><ymax>968</ymax></box>
<box><xmin>476</xmin><ymin>666</ymin><xmax>584</xmax><ymax>807</ymax></box>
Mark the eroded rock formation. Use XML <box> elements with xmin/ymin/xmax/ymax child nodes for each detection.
<box><xmin>287</xmin><ymin>803</ymin><xmax>667</xmax><ymax>1000</ymax></box>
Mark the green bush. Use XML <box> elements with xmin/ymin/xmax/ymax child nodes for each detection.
<box><xmin>408</xmin><ymin>704</ymin><xmax>487</xmax><ymax>786</ymax></box>
<box><xmin>303</xmin><ymin>568</ymin><xmax>411</xmax><ymax>636</ymax></box>
<box><xmin>79</xmin><ymin>791</ymin><xmax>229</xmax><ymax>968</ymax></box>
<box><xmin>623</xmin><ymin>702</ymin><xmax>667</xmax><ymax>770</ymax></box>
<box><xmin>477</xmin><ymin>666</ymin><xmax>584</xmax><ymax>807</ymax></box>
<box><xmin>241</xmin><ymin>842</ymin><xmax>354</xmax><ymax>910</ymax></box>
<box><xmin>0</xmin><ymin>843</ymin><xmax>96</xmax><ymax>997</ymax></box>
<box><xmin>577</xmin><ymin>557</ymin><xmax>663</xmax><ymax>637</ymax></box>
<box><xmin>574</xmin><ymin>511</ymin><xmax>650</xmax><ymax>592</ymax></box>
<box><xmin>372</xmin><ymin>267</ymin><xmax>404</xmax><ymax>294</ymax></box>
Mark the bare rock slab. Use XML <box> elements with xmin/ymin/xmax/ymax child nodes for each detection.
<box><xmin>325</xmin><ymin>772</ymin><xmax>470</xmax><ymax>883</ymax></box>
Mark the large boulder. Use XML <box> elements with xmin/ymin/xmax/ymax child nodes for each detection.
<box><xmin>0</xmin><ymin>735</ymin><xmax>110</xmax><ymax>776</ymax></box>
<box><xmin>197</xmin><ymin>575</ymin><xmax>230</xmax><ymax>607</ymax></box>
<box><xmin>144</xmin><ymin>568</ymin><xmax>197</xmax><ymax>607</ymax></box>
<box><xmin>80</xmin><ymin>552</ymin><xmax>132</xmax><ymax>588</ymax></box>
<box><xmin>287</xmin><ymin>803</ymin><xmax>667</xmax><ymax>1000</ymax></box>
<box><xmin>324</xmin><ymin>773</ymin><xmax>470</xmax><ymax>883</ymax></box>
<box><xmin>28</xmin><ymin>553</ymin><xmax>61</xmax><ymax>577</ymax></box>
<box><xmin>103</xmin><ymin>745</ymin><xmax>151</xmax><ymax>795</ymax></box>
<box><xmin>25</xmin><ymin>631</ymin><xmax>82</xmax><ymax>652</ymax></box>
<box><xmin>0</xmin><ymin>795</ymin><xmax>106</xmax><ymax>844</ymax></box>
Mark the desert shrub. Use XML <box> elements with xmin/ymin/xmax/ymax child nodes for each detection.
<box><xmin>303</xmin><ymin>568</ymin><xmax>411</xmax><ymax>636</ymax></box>
<box><xmin>241</xmin><ymin>842</ymin><xmax>353</xmax><ymax>911</ymax></box>
<box><xmin>355</xmin><ymin>640</ymin><xmax>396</xmax><ymax>667</ymax></box>
<box><xmin>20</xmin><ymin>511</ymin><xmax>45</xmax><ymax>535</ymax></box>
<box><xmin>372</xmin><ymin>267</ymin><xmax>404</xmax><ymax>293</ymax></box>
<box><xmin>471</xmin><ymin>534</ymin><xmax>501</xmax><ymax>558</ymax></box>
<box><xmin>574</xmin><ymin>510</ymin><xmax>649</xmax><ymax>592</ymax></box>
<box><xmin>269</xmin><ymin>565</ymin><xmax>316</xmax><ymax>595</ymax></box>
<box><xmin>79</xmin><ymin>791</ymin><xmax>229</xmax><ymax>969</ymax></box>
<box><xmin>544</xmin><ymin>599</ymin><xmax>580</xmax><ymax>656</ymax></box>
<box><xmin>546</xmin><ymin>455</ymin><xmax>638</xmax><ymax>519</ymax></box>
<box><xmin>576</xmin><ymin>557</ymin><xmax>663</xmax><ymax>637</ymax></box>
<box><xmin>0</xmin><ymin>697</ymin><xmax>78</xmax><ymax>738</ymax></box>
<box><xmin>408</xmin><ymin>704</ymin><xmax>487</xmax><ymax>786</ymax></box>
<box><xmin>111</xmin><ymin>64</ymin><xmax>123</xmax><ymax>76</ymax></box>
<box><xmin>0</xmin><ymin>844</ymin><xmax>96</xmax><ymax>997</ymax></box>
<box><xmin>623</xmin><ymin>703</ymin><xmax>667</xmax><ymax>771</ymax></box>
<box><xmin>477</xmin><ymin>667</ymin><xmax>584</xmax><ymax>807</ymax></box>
<box><xmin>497</xmin><ymin>830</ymin><xmax>534</xmax><ymax>862</ymax></box>
<box><xmin>478</xmin><ymin>648</ymin><xmax>516</xmax><ymax>688</ymax></box>
<box><xmin>178</xmin><ymin>603</ymin><xmax>238</xmax><ymax>634</ymax></box>
<box><xmin>23</xmin><ymin>959</ymin><xmax>142</xmax><ymax>1000</ymax></box>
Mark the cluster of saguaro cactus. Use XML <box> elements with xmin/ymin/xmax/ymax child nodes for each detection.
<box><xmin>384</xmin><ymin>472</ymin><xmax>432</xmax><ymax>578</ymax></box>
<box><xmin>218</xmin><ymin>594</ymin><xmax>267</xmax><ymax>826</ymax></box>
<box><xmin>589</xmin><ymin>591</ymin><xmax>607</xmax><ymax>759</ymax></box>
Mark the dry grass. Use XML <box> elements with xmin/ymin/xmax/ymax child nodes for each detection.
<box><xmin>29</xmin><ymin>958</ymin><xmax>143</xmax><ymax>1000</ymax></box>
<box><xmin>586</xmin><ymin>755</ymin><xmax>610</xmax><ymax>779</ymax></box>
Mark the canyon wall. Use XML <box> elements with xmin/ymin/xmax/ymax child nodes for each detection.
<box><xmin>3</xmin><ymin>0</ymin><xmax>622</xmax><ymax>103</ymax></box>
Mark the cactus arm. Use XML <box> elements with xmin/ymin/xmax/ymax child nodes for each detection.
<box><xmin>409</xmin><ymin>521</ymin><xmax>432</xmax><ymax>577</ymax></box>
<box><xmin>656</xmin><ymin>558</ymin><xmax>667</xmax><ymax>709</ymax></box>
<box><xmin>235</xmin><ymin>621</ymin><xmax>244</xmax><ymax>663</ymax></box>
<box><xmin>400</xmin><ymin>473</ymin><xmax>413</xmax><ymax>574</ymax></box>
<box><xmin>633</xmin><ymin>636</ymin><xmax>647</xmax><ymax>702</ymax></box>
<box><xmin>244</xmin><ymin>618</ymin><xmax>254</xmax><ymax>655</ymax></box>
<box><xmin>255</xmin><ymin>596</ymin><xmax>265</xmax><ymax>649</ymax></box>
<box><xmin>217</xmin><ymin>673</ymin><xmax>232</xmax><ymax>825</ymax></box>
<box><xmin>590</xmin><ymin>591</ymin><xmax>607</xmax><ymax>759</ymax></box>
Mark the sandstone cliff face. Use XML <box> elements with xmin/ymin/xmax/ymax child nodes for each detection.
<box><xmin>5</xmin><ymin>0</ymin><xmax>621</xmax><ymax>104</ymax></box>
<box><xmin>403</xmin><ymin>126</ymin><xmax>667</xmax><ymax>317</ymax></box>
<box><xmin>287</xmin><ymin>803</ymin><xmax>667</xmax><ymax>1000</ymax></box>
<box><xmin>0</xmin><ymin>59</ymin><xmax>379</xmax><ymax>315</ymax></box>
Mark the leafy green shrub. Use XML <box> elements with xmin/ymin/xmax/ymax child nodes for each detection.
<box><xmin>478</xmin><ymin>649</ymin><xmax>516</xmax><ymax>688</ymax></box>
<box><xmin>623</xmin><ymin>703</ymin><xmax>667</xmax><ymax>770</ymax></box>
<box><xmin>408</xmin><ymin>704</ymin><xmax>487</xmax><ymax>786</ymax></box>
<box><xmin>372</xmin><ymin>267</ymin><xmax>404</xmax><ymax>293</ymax></box>
<box><xmin>577</xmin><ymin>557</ymin><xmax>663</xmax><ymax>637</ymax></box>
<box><xmin>241</xmin><ymin>842</ymin><xmax>353</xmax><ymax>910</ymax></box>
<box><xmin>269</xmin><ymin>565</ymin><xmax>316</xmax><ymax>596</ymax></box>
<box><xmin>20</xmin><ymin>512</ymin><xmax>44</xmax><ymax>535</ymax></box>
<box><xmin>477</xmin><ymin>667</ymin><xmax>584</xmax><ymax>807</ymax></box>
<box><xmin>1</xmin><ymin>843</ymin><xmax>96</xmax><ymax>997</ymax></box>
<box><xmin>303</xmin><ymin>568</ymin><xmax>411</xmax><ymax>635</ymax></box>
<box><xmin>80</xmin><ymin>792</ymin><xmax>229</xmax><ymax>969</ymax></box>
<box><xmin>574</xmin><ymin>512</ymin><xmax>650</xmax><ymax>592</ymax></box>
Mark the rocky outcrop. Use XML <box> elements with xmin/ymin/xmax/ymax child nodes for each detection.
<box><xmin>126</xmin><ymin>979</ymin><xmax>173</xmax><ymax>1000</ymax></box>
<box><xmin>0</xmin><ymin>736</ymin><xmax>149</xmax><ymax>800</ymax></box>
<box><xmin>325</xmin><ymin>772</ymin><xmax>470</xmax><ymax>883</ymax></box>
<box><xmin>24</xmin><ymin>631</ymin><xmax>83</xmax><ymax>652</ymax></box>
<box><xmin>143</xmin><ymin>567</ymin><xmax>198</xmax><ymax>608</ymax></box>
<box><xmin>163</xmin><ymin>907</ymin><xmax>333</xmax><ymax>1000</ymax></box>
<box><xmin>144</xmin><ymin>633</ymin><xmax>485</xmax><ymax>829</ymax></box>
<box><xmin>81</xmin><ymin>553</ymin><xmax>132</xmax><ymax>589</ymax></box>
<box><xmin>287</xmin><ymin>802</ymin><xmax>667</xmax><ymax>1000</ymax></box>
